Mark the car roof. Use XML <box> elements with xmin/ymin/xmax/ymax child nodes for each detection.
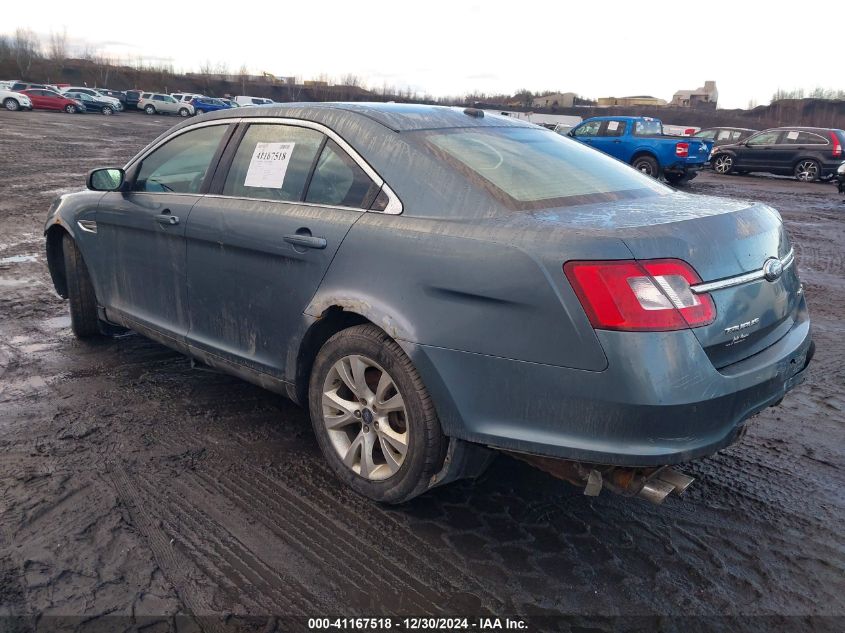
<box><xmin>769</xmin><ymin>126</ymin><xmax>841</xmax><ymax>133</ymax></box>
<box><xmin>701</xmin><ymin>127</ymin><xmax>757</xmax><ymax>132</ymax></box>
<box><xmin>191</xmin><ymin>102</ymin><xmax>536</xmax><ymax>133</ymax></box>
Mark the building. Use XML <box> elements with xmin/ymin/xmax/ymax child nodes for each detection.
<box><xmin>597</xmin><ymin>95</ymin><xmax>667</xmax><ymax>107</ymax></box>
<box><xmin>671</xmin><ymin>81</ymin><xmax>718</xmax><ymax>108</ymax></box>
<box><xmin>531</xmin><ymin>92</ymin><xmax>577</xmax><ymax>108</ymax></box>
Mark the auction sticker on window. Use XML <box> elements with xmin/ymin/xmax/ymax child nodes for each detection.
<box><xmin>244</xmin><ymin>142</ymin><xmax>295</xmax><ymax>188</ymax></box>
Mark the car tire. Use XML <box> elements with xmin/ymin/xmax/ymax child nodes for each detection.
<box><xmin>101</xmin><ymin>106</ymin><xmax>113</xmax><ymax>116</ymax></box>
<box><xmin>178</xmin><ymin>107</ymin><xmax>190</xmax><ymax>117</ymax></box>
<box><xmin>3</xmin><ymin>98</ymin><xmax>20</xmax><ymax>111</ymax></box>
<box><xmin>632</xmin><ymin>155</ymin><xmax>659</xmax><ymax>177</ymax></box>
<box><xmin>794</xmin><ymin>159</ymin><xmax>820</xmax><ymax>182</ymax></box>
<box><xmin>64</xmin><ymin>104</ymin><xmax>76</xmax><ymax>114</ymax></box>
<box><xmin>309</xmin><ymin>324</ymin><xmax>446</xmax><ymax>504</ymax></box>
<box><xmin>62</xmin><ymin>234</ymin><xmax>103</xmax><ymax>339</ymax></box>
<box><xmin>144</xmin><ymin>105</ymin><xmax>156</xmax><ymax>115</ymax></box>
<box><xmin>713</xmin><ymin>154</ymin><xmax>734</xmax><ymax>175</ymax></box>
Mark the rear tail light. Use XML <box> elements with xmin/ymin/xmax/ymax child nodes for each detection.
<box><xmin>830</xmin><ymin>132</ymin><xmax>842</xmax><ymax>157</ymax></box>
<box><xmin>563</xmin><ymin>259</ymin><xmax>716</xmax><ymax>331</ymax></box>
<box><xmin>675</xmin><ymin>142</ymin><xmax>689</xmax><ymax>157</ymax></box>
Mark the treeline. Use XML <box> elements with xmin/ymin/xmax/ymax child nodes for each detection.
<box><xmin>772</xmin><ymin>87</ymin><xmax>845</xmax><ymax>101</ymax></box>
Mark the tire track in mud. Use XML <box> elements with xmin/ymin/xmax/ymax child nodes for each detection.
<box><xmin>130</xmin><ymin>471</ymin><xmax>319</xmax><ymax>615</ymax></box>
<box><xmin>149</xmin><ymin>427</ymin><xmax>499</xmax><ymax>614</ymax></box>
<box><xmin>107</xmin><ymin>465</ymin><xmax>221</xmax><ymax>632</ymax></box>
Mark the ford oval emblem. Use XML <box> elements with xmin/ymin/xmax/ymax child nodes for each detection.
<box><xmin>763</xmin><ymin>257</ymin><xmax>784</xmax><ymax>282</ymax></box>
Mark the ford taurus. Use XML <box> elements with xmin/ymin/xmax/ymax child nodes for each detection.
<box><xmin>44</xmin><ymin>104</ymin><xmax>813</xmax><ymax>503</ymax></box>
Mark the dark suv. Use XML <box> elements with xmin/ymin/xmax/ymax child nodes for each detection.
<box><xmin>694</xmin><ymin>127</ymin><xmax>758</xmax><ymax>148</ymax></box>
<box><xmin>711</xmin><ymin>127</ymin><xmax>845</xmax><ymax>181</ymax></box>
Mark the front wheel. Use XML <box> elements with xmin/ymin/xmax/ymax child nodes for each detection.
<box><xmin>62</xmin><ymin>234</ymin><xmax>103</xmax><ymax>339</ymax></box>
<box><xmin>101</xmin><ymin>106</ymin><xmax>114</xmax><ymax>115</ymax></box>
<box><xmin>794</xmin><ymin>159</ymin><xmax>820</xmax><ymax>182</ymax></box>
<box><xmin>64</xmin><ymin>104</ymin><xmax>77</xmax><ymax>113</ymax></box>
<box><xmin>178</xmin><ymin>107</ymin><xmax>190</xmax><ymax>117</ymax></box>
<box><xmin>3</xmin><ymin>98</ymin><xmax>20</xmax><ymax>111</ymax></box>
<box><xmin>712</xmin><ymin>154</ymin><xmax>734</xmax><ymax>175</ymax></box>
<box><xmin>632</xmin><ymin>155</ymin><xmax>659</xmax><ymax>178</ymax></box>
<box><xmin>309</xmin><ymin>324</ymin><xmax>446</xmax><ymax>504</ymax></box>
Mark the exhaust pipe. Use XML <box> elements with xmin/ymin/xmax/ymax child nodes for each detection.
<box><xmin>503</xmin><ymin>452</ymin><xmax>694</xmax><ymax>505</ymax></box>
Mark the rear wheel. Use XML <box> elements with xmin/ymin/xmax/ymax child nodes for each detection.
<box><xmin>713</xmin><ymin>154</ymin><xmax>734</xmax><ymax>175</ymax></box>
<box><xmin>309</xmin><ymin>324</ymin><xmax>446</xmax><ymax>504</ymax></box>
<box><xmin>178</xmin><ymin>107</ymin><xmax>190</xmax><ymax>117</ymax></box>
<box><xmin>144</xmin><ymin>105</ymin><xmax>156</xmax><ymax>115</ymax></box>
<box><xmin>62</xmin><ymin>234</ymin><xmax>102</xmax><ymax>339</ymax></box>
<box><xmin>632</xmin><ymin>155</ymin><xmax>659</xmax><ymax>177</ymax></box>
<box><xmin>64</xmin><ymin>104</ymin><xmax>76</xmax><ymax>113</ymax></box>
<box><xmin>3</xmin><ymin>98</ymin><xmax>20</xmax><ymax>111</ymax></box>
<box><xmin>794</xmin><ymin>159</ymin><xmax>820</xmax><ymax>182</ymax></box>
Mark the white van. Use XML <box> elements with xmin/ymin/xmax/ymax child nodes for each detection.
<box><xmin>233</xmin><ymin>95</ymin><xmax>275</xmax><ymax>106</ymax></box>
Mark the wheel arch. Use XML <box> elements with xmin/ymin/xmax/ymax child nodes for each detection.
<box><xmin>45</xmin><ymin>224</ymin><xmax>71</xmax><ymax>298</ymax></box>
<box><xmin>630</xmin><ymin>149</ymin><xmax>659</xmax><ymax>164</ymax></box>
<box><xmin>294</xmin><ymin>306</ymin><xmax>374</xmax><ymax>406</ymax></box>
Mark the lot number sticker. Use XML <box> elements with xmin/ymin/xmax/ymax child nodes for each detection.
<box><xmin>786</xmin><ymin>131</ymin><xmax>799</xmax><ymax>140</ymax></box>
<box><xmin>244</xmin><ymin>142</ymin><xmax>296</xmax><ymax>188</ymax></box>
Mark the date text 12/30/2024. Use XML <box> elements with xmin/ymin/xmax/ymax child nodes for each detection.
<box><xmin>307</xmin><ymin>617</ymin><xmax>528</xmax><ymax>630</ymax></box>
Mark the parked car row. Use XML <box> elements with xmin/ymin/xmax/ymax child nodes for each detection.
<box><xmin>706</xmin><ymin>126</ymin><xmax>845</xmax><ymax>182</ymax></box>
<box><xmin>567</xmin><ymin>116</ymin><xmax>845</xmax><ymax>185</ymax></box>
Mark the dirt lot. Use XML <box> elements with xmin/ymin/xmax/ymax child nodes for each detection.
<box><xmin>1</xmin><ymin>111</ymin><xmax>843</xmax><ymax>632</ymax></box>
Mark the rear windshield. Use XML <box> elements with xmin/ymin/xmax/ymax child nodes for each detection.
<box><xmin>633</xmin><ymin>119</ymin><xmax>663</xmax><ymax>136</ymax></box>
<box><xmin>423</xmin><ymin>127</ymin><xmax>668</xmax><ymax>208</ymax></box>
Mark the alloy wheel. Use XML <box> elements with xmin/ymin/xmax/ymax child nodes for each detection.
<box><xmin>322</xmin><ymin>354</ymin><xmax>409</xmax><ymax>481</ymax></box>
<box><xmin>714</xmin><ymin>155</ymin><xmax>733</xmax><ymax>174</ymax></box>
<box><xmin>795</xmin><ymin>160</ymin><xmax>819</xmax><ymax>182</ymax></box>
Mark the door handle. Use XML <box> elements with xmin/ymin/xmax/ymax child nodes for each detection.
<box><xmin>284</xmin><ymin>233</ymin><xmax>327</xmax><ymax>250</ymax></box>
<box><xmin>613</xmin><ymin>139</ymin><xmax>622</xmax><ymax>143</ymax></box>
<box><xmin>155</xmin><ymin>210</ymin><xmax>179</xmax><ymax>225</ymax></box>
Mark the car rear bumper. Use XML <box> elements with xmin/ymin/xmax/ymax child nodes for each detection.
<box><xmin>407</xmin><ymin>300</ymin><xmax>812</xmax><ymax>467</ymax></box>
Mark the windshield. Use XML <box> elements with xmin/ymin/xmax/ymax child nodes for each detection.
<box><xmin>423</xmin><ymin>126</ymin><xmax>669</xmax><ymax>208</ymax></box>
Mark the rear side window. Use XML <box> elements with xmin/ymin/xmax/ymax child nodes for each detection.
<box><xmin>133</xmin><ymin>125</ymin><xmax>229</xmax><ymax>194</ymax></box>
<box><xmin>695</xmin><ymin>130</ymin><xmax>717</xmax><ymax>139</ymax></box>
<box><xmin>305</xmin><ymin>140</ymin><xmax>379</xmax><ymax>208</ymax></box>
<box><xmin>424</xmin><ymin>127</ymin><xmax>667</xmax><ymax>207</ymax></box>
<box><xmin>633</xmin><ymin>119</ymin><xmax>662</xmax><ymax>136</ymax></box>
<box><xmin>782</xmin><ymin>131</ymin><xmax>828</xmax><ymax>145</ymax></box>
<box><xmin>223</xmin><ymin>124</ymin><xmax>324</xmax><ymax>202</ymax></box>
<box><xmin>602</xmin><ymin>120</ymin><xmax>627</xmax><ymax>137</ymax></box>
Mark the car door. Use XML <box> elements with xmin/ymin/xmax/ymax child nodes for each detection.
<box><xmin>24</xmin><ymin>90</ymin><xmax>47</xmax><ymax>109</ymax></box>
<box><xmin>738</xmin><ymin>130</ymin><xmax>783</xmax><ymax>170</ymax></box>
<box><xmin>589</xmin><ymin>119</ymin><xmax>628</xmax><ymax>160</ymax></box>
<box><xmin>91</xmin><ymin>123</ymin><xmax>233</xmax><ymax>345</ymax></box>
<box><xmin>570</xmin><ymin>120</ymin><xmax>602</xmax><ymax>149</ymax></box>
<box><xmin>184</xmin><ymin>121</ymin><xmax>380</xmax><ymax>379</ymax></box>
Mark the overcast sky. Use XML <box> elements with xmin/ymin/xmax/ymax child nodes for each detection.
<box><xmin>3</xmin><ymin>1</ymin><xmax>835</xmax><ymax>108</ymax></box>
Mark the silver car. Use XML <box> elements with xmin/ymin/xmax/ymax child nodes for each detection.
<box><xmin>139</xmin><ymin>93</ymin><xmax>194</xmax><ymax>117</ymax></box>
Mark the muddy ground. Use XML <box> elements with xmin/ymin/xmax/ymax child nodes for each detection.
<box><xmin>0</xmin><ymin>111</ymin><xmax>843</xmax><ymax>632</ymax></box>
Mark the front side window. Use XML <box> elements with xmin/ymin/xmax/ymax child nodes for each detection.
<box><xmin>223</xmin><ymin>124</ymin><xmax>324</xmax><ymax>202</ymax></box>
<box><xmin>305</xmin><ymin>140</ymin><xmax>379</xmax><ymax>208</ymax></box>
<box><xmin>573</xmin><ymin>121</ymin><xmax>601</xmax><ymax>137</ymax></box>
<box><xmin>747</xmin><ymin>131</ymin><xmax>782</xmax><ymax>145</ymax></box>
<box><xmin>424</xmin><ymin>127</ymin><xmax>668</xmax><ymax>208</ymax></box>
<box><xmin>133</xmin><ymin>125</ymin><xmax>229</xmax><ymax>194</ymax></box>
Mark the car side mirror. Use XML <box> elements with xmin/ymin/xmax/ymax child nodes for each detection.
<box><xmin>87</xmin><ymin>167</ymin><xmax>125</xmax><ymax>192</ymax></box>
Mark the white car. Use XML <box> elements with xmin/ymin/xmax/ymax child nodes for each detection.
<box><xmin>171</xmin><ymin>92</ymin><xmax>205</xmax><ymax>103</ymax></box>
<box><xmin>1</xmin><ymin>88</ymin><xmax>32</xmax><ymax>111</ymax></box>
<box><xmin>60</xmin><ymin>87</ymin><xmax>123</xmax><ymax>111</ymax></box>
<box><xmin>139</xmin><ymin>93</ymin><xmax>195</xmax><ymax>117</ymax></box>
<box><xmin>233</xmin><ymin>95</ymin><xmax>275</xmax><ymax>106</ymax></box>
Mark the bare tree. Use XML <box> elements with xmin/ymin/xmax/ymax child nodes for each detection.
<box><xmin>237</xmin><ymin>63</ymin><xmax>249</xmax><ymax>95</ymax></box>
<box><xmin>0</xmin><ymin>35</ymin><xmax>11</xmax><ymax>63</ymax></box>
<box><xmin>12</xmin><ymin>28</ymin><xmax>40</xmax><ymax>77</ymax></box>
<box><xmin>93</xmin><ymin>53</ymin><xmax>113</xmax><ymax>87</ymax></box>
